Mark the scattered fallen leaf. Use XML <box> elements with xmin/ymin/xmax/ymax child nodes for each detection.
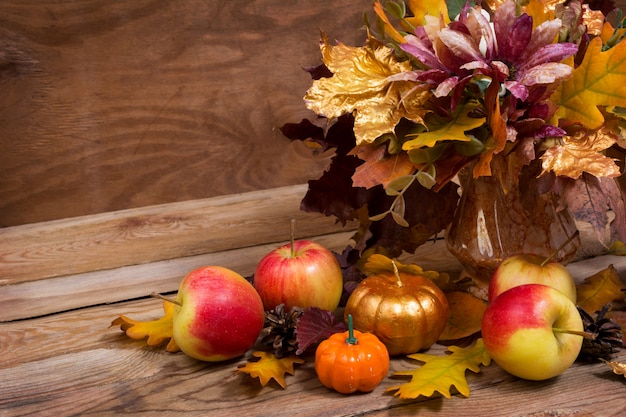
<box><xmin>608</xmin><ymin>240</ymin><xmax>626</xmax><ymax>256</ymax></box>
<box><xmin>386</xmin><ymin>338</ymin><xmax>491</xmax><ymax>399</ymax></box>
<box><xmin>438</xmin><ymin>291</ymin><xmax>487</xmax><ymax>341</ymax></box>
<box><xmin>599</xmin><ymin>358</ymin><xmax>626</xmax><ymax>377</ymax></box>
<box><xmin>576</xmin><ymin>265</ymin><xmax>626</xmax><ymax>313</ymax></box>
<box><xmin>237</xmin><ymin>351</ymin><xmax>305</xmax><ymax>389</ymax></box>
<box><xmin>111</xmin><ymin>300</ymin><xmax>179</xmax><ymax>352</ymax></box>
<box><xmin>295</xmin><ymin>307</ymin><xmax>346</xmax><ymax>355</ymax></box>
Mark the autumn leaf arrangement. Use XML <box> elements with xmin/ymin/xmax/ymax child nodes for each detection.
<box><xmin>112</xmin><ymin>252</ymin><xmax>626</xmax><ymax>398</ymax></box>
<box><xmin>282</xmin><ymin>0</ymin><xmax>626</xmax><ymax>269</ymax></box>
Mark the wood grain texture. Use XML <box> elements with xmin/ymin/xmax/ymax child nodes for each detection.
<box><xmin>0</xmin><ymin>184</ymin><xmax>354</xmax><ymax>284</ymax></box>
<box><xmin>0</xmin><ymin>229</ymin><xmax>357</xmax><ymax>322</ymax></box>
<box><xmin>0</xmin><ymin>0</ymin><xmax>370</xmax><ymax>227</ymax></box>
<box><xmin>1</xmin><ymin>255</ymin><xmax>625</xmax><ymax>417</ymax></box>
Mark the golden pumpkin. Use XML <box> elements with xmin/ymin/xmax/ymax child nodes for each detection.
<box><xmin>344</xmin><ymin>266</ymin><xmax>450</xmax><ymax>356</ymax></box>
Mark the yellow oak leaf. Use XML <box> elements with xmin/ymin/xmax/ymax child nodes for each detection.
<box><xmin>576</xmin><ymin>265</ymin><xmax>626</xmax><ymax>313</ymax></box>
<box><xmin>608</xmin><ymin>240</ymin><xmax>626</xmax><ymax>255</ymax></box>
<box><xmin>111</xmin><ymin>300</ymin><xmax>180</xmax><ymax>352</ymax></box>
<box><xmin>438</xmin><ymin>291</ymin><xmax>487</xmax><ymax>341</ymax></box>
<box><xmin>386</xmin><ymin>338</ymin><xmax>491</xmax><ymax>399</ymax></box>
<box><xmin>600</xmin><ymin>359</ymin><xmax>626</xmax><ymax>378</ymax></box>
<box><xmin>304</xmin><ymin>32</ymin><xmax>430</xmax><ymax>145</ymax></box>
<box><xmin>551</xmin><ymin>36</ymin><xmax>626</xmax><ymax>129</ymax></box>
<box><xmin>402</xmin><ymin>102</ymin><xmax>486</xmax><ymax>151</ymax></box>
<box><xmin>237</xmin><ymin>351</ymin><xmax>305</xmax><ymax>389</ymax></box>
<box><xmin>406</xmin><ymin>0</ymin><xmax>450</xmax><ymax>26</ymax></box>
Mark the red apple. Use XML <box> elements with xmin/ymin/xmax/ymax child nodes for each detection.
<box><xmin>481</xmin><ymin>283</ymin><xmax>585</xmax><ymax>380</ymax></box>
<box><xmin>253</xmin><ymin>240</ymin><xmax>343</xmax><ymax>311</ymax></box>
<box><xmin>170</xmin><ymin>266</ymin><xmax>265</xmax><ymax>362</ymax></box>
<box><xmin>488</xmin><ymin>254</ymin><xmax>577</xmax><ymax>303</ymax></box>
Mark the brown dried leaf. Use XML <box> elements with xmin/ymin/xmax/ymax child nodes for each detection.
<box><xmin>576</xmin><ymin>265</ymin><xmax>626</xmax><ymax>313</ymax></box>
<box><xmin>350</xmin><ymin>143</ymin><xmax>417</xmax><ymax>189</ymax></box>
<box><xmin>438</xmin><ymin>291</ymin><xmax>487</xmax><ymax>341</ymax></box>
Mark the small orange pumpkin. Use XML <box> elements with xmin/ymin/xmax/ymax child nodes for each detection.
<box><xmin>315</xmin><ymin>315</ymin><xmax>389</xmax><ymax>394</ymax></box>
<box><xmin>344</xmin><ymin>263</ymin><xmax>450</xmax><ymax>355</ymax></box>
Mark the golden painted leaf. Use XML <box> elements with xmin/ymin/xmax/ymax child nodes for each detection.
<box><xmin>362</xmin><ymin>253</ymin><xmax>442</xmax><ymax>282</ymax></box>
<box><xmin>111</xmin><ymin>301</ymin><xmax>180</xmax><ymax>352</ymax></box>
<box><xmin>402</xmin><ymin>102</ymin><xmax>486</xmax><ymax>151</ymax></box>
<box><xmin>386</xmin><ymin>338</ymin><xmax>491</xmax><ymax>399</ymax></box>
<box><xmin>576</xmin><ymin>265</ymin><xmax>626</xmax><ymax>313</ymax></box>
<box><xmin>608</xmin><ymin>240</ymin><xmax>626</xmax><ymax>255</ymax></box>
<box><xmin>540</xmin><ymin>127</ymin><xmax>621</xmax><ymax>179</ymax></box>
<box><xmin>237</xmin><ymin>351</ymin><xmax>305</xmax><ymax>389</ymax></box>
<box><xmin>304</xmin><ymin>33</ymin><xmax>430</xmax><ymax>145</ymax></box>
<box><xmin>438</xmin><ymin>291</ymin><xmax>487</xmax><ymax>341</ymax></box>
<box><xmin>350</xmin><ymin>142</ymin><xmax>417</xmax><ymax>189</ymax></box>
<box><xmin>551</xmin><ymin>37</ymin><xmax>626</xmax><ymax>129</ymax></box>
<box><xmin>600</xmin><ymin>359</ymin><xmax>626</xmax><ymax>377</ymax></box>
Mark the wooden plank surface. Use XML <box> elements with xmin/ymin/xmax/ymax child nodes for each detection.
<box><xmin>0</xmin><ymin>184</ymin><xmax>352</xmax><ymax>284</ymax></box>
<box><xmin>1</xmin><ymin>254</ymin><xmax>625</xmax><ymax>417</ymax></box>
<box><xmin>0</xmin><ymin>0</ymin><xmax>370</xmax><ymax>227</ymax></box>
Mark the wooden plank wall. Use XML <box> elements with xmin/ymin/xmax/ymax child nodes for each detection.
<box><xmin>0</xmin><ymin>0</ymin><xmax>370</xmax><ymax>227</ymax></box>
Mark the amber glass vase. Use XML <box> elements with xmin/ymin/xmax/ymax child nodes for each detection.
<box><xmin>445</xmin><ymin>152</ymin><xmax>580</xmax><ymax>293</ymax></box>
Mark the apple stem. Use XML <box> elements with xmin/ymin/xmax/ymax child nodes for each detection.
<box><xmin>540</xmin><ymin>230</ymin><xmax>580</xmax><ymax>266</ymax></box>
<box><xmin>391</xmin><ymin>260</ymin><xmax>403</xmax><ymax>288</ymax></box>
<box><xmin>552</xmin><ymin>327</ymin><xmax>596</xmax><ymax>340</ymax></box>
<box><xmin>151</xmin><ymin>291</ymin><xmax>182</xmax><ymax>306</ymax></box>
<box><xmin>346</xmin><ymin>314</ymin><xmax>358</xmax><ymax>345</ymax></box>
<box><xmin>290</xmin><ymin>218</ymin><xmax>296</xmax><ymax>258</ymax></box>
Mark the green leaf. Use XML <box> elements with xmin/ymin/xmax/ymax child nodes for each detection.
<box><xmin>402</xmin><ymin>103</ymin><xmax>486</xmax><ymax>150</ymax></box>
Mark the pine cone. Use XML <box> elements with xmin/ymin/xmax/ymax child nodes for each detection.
<box><xmin>260</xmin><ymin>304</ymin><xmax>304</xmax><ymax>358</ymax></box>
<box><xmin>577</xmin><ymin>304</ymin><xmax>624</xmax><ymax>362</ymax></box>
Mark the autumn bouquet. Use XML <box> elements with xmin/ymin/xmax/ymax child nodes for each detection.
<box><xmin>282</xmin><ymin>0</ymin><xmax>626</xmax><ymax>274</ymax></box>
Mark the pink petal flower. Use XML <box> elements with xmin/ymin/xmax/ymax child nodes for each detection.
<box><xmin>518</xmin><ymin>62</ymin><xmax>573</xmax><ymax>85</ymax></box>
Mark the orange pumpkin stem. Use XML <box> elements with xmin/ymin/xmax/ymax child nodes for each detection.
<box><xmin>346</xmin><ymin>314</ymin><xmax>358</xmax><ymax>345</ymax></box>
<box><xmin>391</xmin><ymin>261</ymin><xmax>403</xmax><ymax>287</ymax></box>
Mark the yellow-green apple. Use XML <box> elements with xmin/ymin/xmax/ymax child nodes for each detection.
<box><xmin>253</xmin><ymin>240</ymin><xmax>343</xmax><ymax>311</ymax></box>
<box><xmin>481</xmin><ymin>283</ymin><xmax>587</xmax><ymax>380</ymax></box>
<box><xmin>488</xmin><ymin>254</ymin><xmax>577</xmax><ymax>303</ymax></box>
<box><xmin>168</xmin><ymin>266</ymin><xmax>265</xmax><ymax>362</ymax></box>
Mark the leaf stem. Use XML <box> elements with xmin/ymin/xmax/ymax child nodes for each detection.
<box><xmin>151</xmin><ymin>291</ymin><xmax>182</xmax><ymax>306</ymax></box>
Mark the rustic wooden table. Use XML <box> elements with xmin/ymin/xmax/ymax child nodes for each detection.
<box><xmin>1</xmin><ymin>186</ymin><xmax>625</xmax><ymax>417</ymax></box>
<box><xmin>2</xmin><ymin>250</ymin><xmax>625</xmax><ymax>416</ymax></box>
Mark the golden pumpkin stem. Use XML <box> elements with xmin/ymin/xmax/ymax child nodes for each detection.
<box><xmin>346</xmin><ymin>314</ymin><xmax>358</xmax><ymax>345</ymax></box>
<box><xmin>391</xmin><ymin>260</ymin><xmax>403</xmax><ymax>287</ymax></box>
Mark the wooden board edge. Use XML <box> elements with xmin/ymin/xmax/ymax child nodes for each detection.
<box><xmin>0</xmin><ymin>184</ymin><xmax>355</xmax><ymax>284</ymax></box>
